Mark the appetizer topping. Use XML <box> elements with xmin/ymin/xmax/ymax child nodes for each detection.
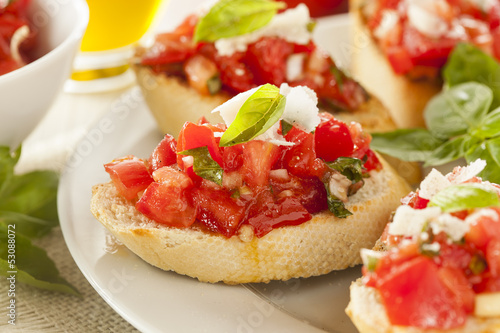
<box><xmin>362</xmin><ymin>0</ymin><xmax>500</xmax><ymax>76</ymax></box>
<box><xmin>362</xmin><ymin>161</ymin><xmax>500</xmax><ymax>330</ymax></box>
<box><xmin>104</xmin><ymin>85</ymin><xmax>381</xmax><ymax>239</ymax></box>
<box><xmin>140</xmin><ymin>0</ymin><xmax>367</xmax><ymax>111</ymax></box>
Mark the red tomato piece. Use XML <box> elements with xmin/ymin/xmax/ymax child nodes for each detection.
<box><xmin>465</xmin><ymin>209</ymin><xmax>500</xmax><ymax>252</ymax></box>
<box><xmin>386</xmin><ymin>46</ymin><xmax>414</xmax><ymax>74</ymax></box>
<box><xmin>239</xmin><ymin>140</ymin><xmax>280</xmax><ymax>188</ymax></box>
<box><xmin>377</xmin><ymin>256</ymin><xmax>468</xmax><ymax>330</ymax></box>
<box><xmin>314</xmin><ymin>117</ymin><xmax>354</xmax><ymax>162</ymax></box>
<box><xmin>104</xmin><ymin>156</ymin><xmax>153</xmax><ymax>200</ymax></box>
<box><xmin>487</xmin><ymin>239</ymin><xmax>500</xmax><ymax>277</ymax></box>
<box><xmin>148</xmin><ymin>134</ymin><xmax>178</xmax><ymax>174</ymax></box>
<box><xmin>245</xmin><ymin>36</ymin><xmax>294</xmax><ymax>86</ymax></box>
<box><xmin>183</xmin><ymin>54</ymin><xmax>219</xmax><ymax>95</ymax></box>
<box><xmin>270</xmin><ymin>175</ymin><xmax>328</xmax><ymax>214</ymax></box>
<box><xmin>247</xmin><ymin>195</ymin><xmax>311</xmax><ymax>238</ymax></box>
<box><xmin>141</xmin><ymin>32</ymin><xmax>195</xmax><ymax>65</ymax></box>
<box><xmin>437</xmin><ymin>266</ymin><xmax>475</xmax><ymax>314</ymax></box>
<box><xmin>283</xmin><ymin>126</ymin><xmax>317</xmax><ymax>178</ymax></box>
<box><xmin>176</xmin><ymin>122</ymin><xmax>224</xmax><ymax>168</ymax></box>
<box><xmin>192</xmin><ymin>181</ymin><xmax>245</xmax><ymax>238</ymax></box>
<box><xmin>222</xmin><ymin>144</ymin><xmax>244</xmax><ymax>172</ymax></box>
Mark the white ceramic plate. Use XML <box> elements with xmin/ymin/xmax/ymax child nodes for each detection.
<box><xmin>59</xmin><ymin>15</ymin><xmax>362</xmax><ymax>333</ymax></box>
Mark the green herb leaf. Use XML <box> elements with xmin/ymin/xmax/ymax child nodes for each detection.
<box><xmin>0</xmin><ymin>146</ymin><xmax>21</xmax><ymax>195</ymax></box>
<box><xmin>194</xmin><ymin>0</ymin><xmax>286</xmax><ymax>42</ymax></box>
<box><xmin>0</xmin><ymin>170</ymin><xmax>59</xmax><ymax>239</ymax></box>
<box><xmin>424</xmin><ymin>135</ymin><xmax>471</xmax><ymax>167</ymax></box>
<box><xmin>280</xmin><ymin>119</ymin><xmax>293</xmax><ymax>136</ymax></box>
<box><xmin>326</xmin><ymin>157</ymin><xmax>364</xmax><ymax>183</ymax></box>
<box><xmin>324</xmin><ymin>183</ymin><xmax>352</xmax><ymax>218</ymax></box>
<box><xmin>424</xmin><ymin>82</ymin><xmax>492</xmax><ymax>140</ymax></box>
<box><xmin>219</xmin><ymin>84</ymin><xmax>286</xmax><ymax>147</ymax></box>
<box><xmin>465</xmin><ymin>136</ymin><xmax>500</xmax><ymax>184</ymax></box>
<box><xmin>330</xmin><ymin>65</ymin><xmax>344</xmax><ymax>92</ymax></box>
<box><xmin>443</xmin><ymin>43</ymin><xmax>500</xmax><ymax>109</ymax></box>
<box><xmin>476</xmin><ymin>107</ymin><xmax>500</xmax><ymax>139</ymax></box>
<box><xmin>469</xmin><ymin>254</ymin><xmax>487</xmax><ymax>275</ymax></box>
<box><xmin>0</xmin><ymin>227</ymin><xmax>80</xmax><ymax>296</ymax></box>
<box><xmin>178</xmin><ymin>146</ymin><xmax>223</xmax><ymax>185</ymax></box>
<box><xmin>428</xmin><ymin>183</ymin><xmax>500</xmax><ymax>212</ymax></box>
<box><xmin>370</xmin><ymin>129</ymin><xmax>444</xmax><ymax>161</ymax></box>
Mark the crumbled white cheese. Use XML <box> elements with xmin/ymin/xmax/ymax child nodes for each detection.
<box><xmin>447</xmin><ymin>159</ymin><xmax>486</xmax><ymax>184</ymax></box>
<box><xmin>419</xmin><ymin>168</ymin><xmax>451</xmax><ymax>200</ymax></box>
<box><xmin>430</xmin><ymin>213</ymin><xmax>470</xmax><ymax>241</ymax></box>
<box><xmin>214</xmin><ymin>4</ymin><xmax>312</xmax><ymax>56</ymax></box>
<box><xmin>286</xmin><ymin>53</ymin><xmax>306</xmax><ymax>82</ymax></box>
<box><xmin>465</xmin><ymin>208</ymin><xmax>500</xmax><ymax>225</ymax></box>
<box><xmin>212</xmin><ymin>87</ymin><xmax>259</xmax><ymax>126</ymax></box>
<box><xmin>421</xmin><ymin>242</ymin><xmax>441</xmax><ymax>253</ymax></box>
<box><xmin>280</xmin><ymin>83</ymin><xmax>320</xmax><ymax>133</ymax></box>
<box><xmin>254</xmin><ymin>121</ymin><xmax>294</xmax><ymax>146</ymax></box>
<box><xmin>407</xmin><ymin>2</ymin><xmax>448</xmax><ymax>39</ymax></box>
<box><xmin>388</xmin><ymin>206</ymin><xmax>442</xmax><ymax>237</ymax></box>
<box><xmin>373</xmin><ymin>10</ymin><xmax>400</xmax><ymax>39</ymax></box>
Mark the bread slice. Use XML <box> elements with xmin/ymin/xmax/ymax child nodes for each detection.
<box><xmin>90</xmin><ymin>156</ymin><xmax>410</xmax><ymax>284</ymax></box>
<box><xmin>346</xmin><ymin>279</ymin><xmax>500</xmax><ymax>333</ymax></box>
<box><xmin>133</xmin><ymin>64</ymin><xmax>398</xmax><ymax>136</ymax></box>
<box><xmin>349</xmin><ymin>0</ymin><xmax>442</xmax><ymax>129</ymax></box>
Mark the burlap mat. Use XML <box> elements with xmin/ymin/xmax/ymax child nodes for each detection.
<box><xmin>0</xmin><ymin>227</ymin><xmax>139</xmax><ymax>333</ymax></box>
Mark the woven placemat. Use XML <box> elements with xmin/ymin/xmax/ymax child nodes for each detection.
<box><xmin>0</xmin><ymin>227</ymin><xmax>139</xmax><ymax>333</ymax></box>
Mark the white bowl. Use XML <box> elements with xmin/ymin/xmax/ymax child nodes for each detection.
<box><xmin>0</xmin><ymin>0</ymin><xmax>89</xmax><ymax>149</ymax></box>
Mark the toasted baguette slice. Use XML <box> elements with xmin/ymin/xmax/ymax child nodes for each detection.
<box><xmin>91</xmin><ymin>156</ymin><xmax>410</xmax><ymax>284</ymax></box>
<box><xmin>349</xmin><ymin>0</ymin><xmax>442</xmax><ymax>129</ymax></box>
<box><xmin>133</xmin><ymin>64</ymin><xmax>397</xmax><ymax>135</ymax></box>
<box><xmin>346</xmin><ymin>279</ymin><xmax>500</xmax><ymax>333</ymax></box>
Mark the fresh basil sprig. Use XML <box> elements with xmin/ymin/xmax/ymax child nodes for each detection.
<box><xmin>194</xmin><ymin>0</ymin><xmax>286</xmax><ymax>42</ymax></box>
<box><xmin>325</xmin><ymin>187</ymin><xmax>352</xmax><ymax>218</ymax></box>
<box><xmin>371</xmin><ymin>44</ymin><xmax>500</xmax><ymax>184</ymax></box>
<box><xmin>326</xmin><ymin>157</ymin><xmax>364</xmax><ymax>184</ymax></box>
<box><xmin>219</xmin><ymin>83</ymin><xmax>286</xmax><ymax>147</ymax></box>
<box><xmin>178</xmin><ymin>146</ymin><xmax>224</xmax><ymax>185</ymax></box>
<box><xmin>428</xmin><ymin>184</ymin><xmax>500</xmax><ymax>212</ymax></box>
<box><xmin>0</xmin><ymin>146</ymin><xmax>79</xmax><ymax>296</ymax></box>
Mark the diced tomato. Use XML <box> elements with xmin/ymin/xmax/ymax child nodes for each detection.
<box><xmin>222</xmin><ymin>144</ymin><xmax>244</xmax><ymax>172</ymax></box>
<box><xmin>239</xmin><ymin>140</ymin><xmax>280</xmax><ymax>188</ymax></box>
<box><xmin>314</xmin><ymin>117</ymin><xmax>354</xmax><ymax>162</ymax></box>
<box><xmin>386</xmin><ymin>46</ymin><xmax>414</xmax><ymax>74</ymax></box>
<box><xmin>270</xmin><ymin>175</ymin><xmax>328</xmax><ymax>214</ymax></box>
<box><xmin>401</xmin><ymin>191</ymin><xmax>429</xmax><ymax>209</ymax></box>
<box><xmin>437</xmin><ymin>266</ymin><xmax>475</xmax><ymax>314</ymax></box>
<box><xmin>136</xmin><ymin>179</ymin><xmax>196</xmax><ymax>228</ymax></box>
<box><xmin>176</xmin><ymin>122</ymin><xmax>224</xmax><ymax>168</ymax></box>
<box><xmin>192</xmin><ymin>180</ymin><xmax>245</xmax><ymax>238</ymax></box>
<box><xmin>245</xmin><ymin>36</ymin><xmax>294</xmax><ymax>86</ymax></box>
<box><xmin>487</xmin><ymin>239</ymin><xmax>500</xmax><ymax>277</ymax></box>
<box><xmin>465</xmin><ymin>209</ymin><xmax>500</xmax><ymax>252</ymax></box>
<box><xmin>376</xmin><ymin>256</ymin><xmax>468</xmax><ymax>329</ymax></box>
<box><xmin>183</xmin><ymin>54</ymin><xmax>219</xmax><ymax>95</ymax></box>
<box><xmin>148</xmin><ymin>134</ymin><xmax>177</xmax><ymax>174</ymax></box>
<box><xmin>104</xmin><ymin>156</ymin><xmax>153</xmax><ymax>200</ymax></box>
<box><xmin>283</xmin><ymin>126</ymin><xmax>317</xmax><ymax>178</ymax></box>
<box><xmin>247</xmin><ymin>194</ymin><xmax>311</xmax><ymax>237</ymax></box>
<box><xmin>141</xmin><ymin>31</ymin><xmax>195</xmax><ymax>66</ymax></box>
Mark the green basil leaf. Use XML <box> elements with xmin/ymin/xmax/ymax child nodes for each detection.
<box><xmin>280</xmin><ymin>119</ymin><xmax>293</xmax><ymax>136</ymax></box>
<box><xmin>428</xmin><ymin>183</ymin><xmax>500</xmax><ymax>212</ymax></box>
<box><xmin>0</xmin><ymin>146</ymin><xmax>21</xmax><ymax>196</ymax></box>
<box><xmin>194</xmin><ymin>0</ymin><xmax>286</xmax><ymax>42</ymax></box>
<box><xmin>0</xmin><ymin>227</ymin><xmax>80</xmax><ymax>296</ymax></box>
<box><xmin>465</xmin><ymin>136</ymin><xmax>500</xmax><ymax>184</ymax></box>
<box><xmin>443</xmin><ymin>43</ymin><xmax>500</xmax><ymax>109</ymax></box>
<box><xmin>219</xmin><ymin>84</ymin><xmax>286</xmax><ymax>147</ymax></box>
<box><xmin>0</xmin><ymin>170</ymin><xmax>59</xmax><ymax>239</ymax></box>
<box><xmin>326</xmin><ymin>157</ymin><xmax>364</xmax><ymax>183</ymax></box>
<box><xmin>324</xmin><ymin>183</ymin><xmax>352</xmax><ymax>218</ymax></box>
<box><xmin>424</xmin><ymin>82</ymin><xmax>493</xmax><ymax>140</ymax></box>
<box><xmin>476</xmin><ymin>107</ymin><xmax>500</xmax><ymax>139</ymax></box>
<box><xmin>424</xmin><ymin>135</ymin><xmax>470</xmax><ymax>167</ymax></box>
<box><xmin>178</xmin><ymin>146</ymin><xmax>223</xmax><ymax>185</ymax></box>
<box><xmin>370</xmin><ymin>129</ymin><xmax>444</xmax><ymax>161</ymax></box>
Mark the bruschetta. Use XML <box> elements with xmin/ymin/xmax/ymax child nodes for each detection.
<box><xmin>90</xmin><ymin>84</ymin><xmax>410</xmax><ymax>284</ymax></box>
<box><xmin>346</xmin><ymin>160</ymin><xmax>500</xmax><ymax>332</ymax></box>
<box><xmin>350</xmin><ymin>0</ymin><xmax>500</xmax><ymax>128</ymax></box>
<box><xmin>133</xmin><ymin>0</ymin><xmax>396</xmax><ymax>136</ymax></box>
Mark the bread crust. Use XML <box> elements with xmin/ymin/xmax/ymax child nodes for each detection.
<box><xmin>91</xmin><ymin>157</ymin><xmax>410</xmax><ymax>284</ymax></box>
<box><xmin>346</xmin><ymin>279</ymin><xmax>500</xmax><ymax>333</ymax></box>
<box><xmin>132</xmin><ymin>64</ymin><xmax>397</xmax><ymax>135</ymax></box>
<box><xmin>349</xmin><ymin>0</ymin><xmax>442</xmax><ymax>129</ymax></box>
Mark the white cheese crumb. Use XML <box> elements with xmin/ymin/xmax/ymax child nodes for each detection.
<box><xmin>214</xmin><ymin>4</ymin><xmax>312</xmax><ymax>56</ymax></box>
<box><xmin>373</xmin><ymin>10</ymin><xmax>399</xmax><ymax>40</ymax></box>
<box><xmin>447</xmin><ymin>159</ymin><xmax>487</xmax><ymax>184</ymax></box>
<box><xmin>212</xmin><ymin>87</ymin><xmax>259</xmax><ymax>126</ymax></box>
<box><xmin>280</xmin><ymin>83</ymin><xmax>320</xmax><ymax>133</ymax></box>
<box><xmin>419</xmin><ymin>168</ymin><xmax>451</xmax><ymax>200</ymax></box>
<box><xmin>286</xmin><ymin>53</ymin><xmax>306</xmax><ymax>82</ymax></box>
<box><xmin>360</xmin><ymin>248</ymin><xmax>385</xmax><ymax>267</ymax></box>
<box><xmin>407</xmin><ymin>2</ymin><xmax>448</xmax><ymax>39</ymax></box>
<box><xmin>388</xmin><ymin>206</ymin><xmax>442</xmax><ymax>237</ymax></box>
<box><xmin>430</xmin><ymin>214</ymin><xmax>470</xmax><ymax>241</ymax></box>
<box><xmin>465</xmin><ymin>208</ymin><xmax>500</xmax><ymax>225</ymax></box>
<box><xmin>421</xmin><ymin>242</ymin><xmax>441</xmax><ymax>253</ymax></box>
